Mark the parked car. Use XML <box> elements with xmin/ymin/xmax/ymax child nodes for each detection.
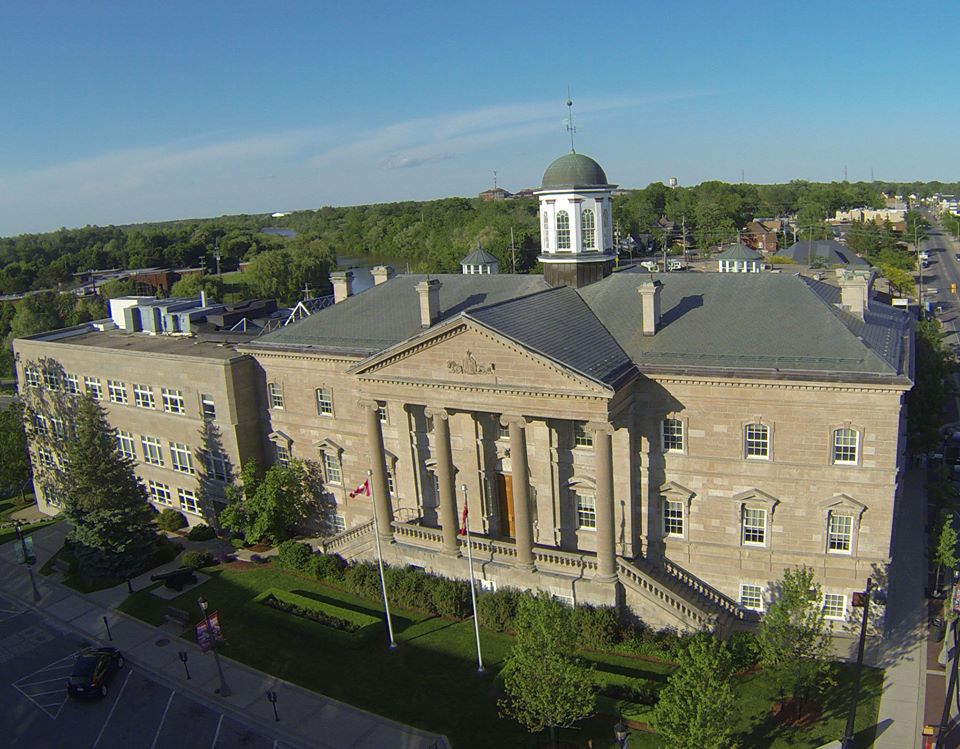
<box><xmin>667</xmin><ymin>259</ymin><xmax>687</xmax><ymax>271</ymax></box>
<box><xmin>639</xmin><ymin>260</ymin><xmax>659</xmax><ymax>272</ymax></box>
<box><xmin>67</xmin><ymin>647</ymin><xmax>124</xmax><ymax>698</ymax></box>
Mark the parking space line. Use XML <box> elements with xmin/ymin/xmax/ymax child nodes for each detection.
<box><xmin>149</xmin><ymin>691</ymin><xmax>175</xmax><ymax>749</ymax></box>
<box><xmin>12</xmin><ymin>650</ymin><xmax>85</xmax><ymax>719</ymax></box>
<box><xmin>211</xmin><ymin>714</ymin><xmax>223</xmax><ymax>748</ymax></box>
<box><xmin>92</xmin><ymin>669</ymin><xmax>131</xmax><ymax>748</ymax></box>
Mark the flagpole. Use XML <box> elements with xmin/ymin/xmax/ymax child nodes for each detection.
<box><xmin>369</xmin><ymin>469</ymin><xmax>396</xmax><ymax>649</ymax></box>
<box><xmin>461</xmin><ymin>484</ymin><xmax>484</xmax><ymax>673</ymax></box>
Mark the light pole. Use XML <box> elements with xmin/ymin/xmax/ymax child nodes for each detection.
<box><xmin>197</xmin><ymin>595</ymin><xmax>231</xmax><ymax>696</ymax></box>
<box><xmin>841</xmin><ymin>577</ymin><xmax>875</xmax><ymax>748</ymax></box>
<box><xmin>614</xmin><ymin>716</ymin><xmax>628</xmax><ymax>748</ymax></box>
<box><xmin>15</xmin><ymin>521</ymin><xmax>41</xmax><ymax>602</ymax></box>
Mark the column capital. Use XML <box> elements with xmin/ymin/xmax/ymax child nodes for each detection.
<box><xmin>499</xmin><ymin>414</ymin><xmax>528</xmax><ymax>429</ymax></box>
<box><xmin>585</xmin><ymin>421</ymin><xmax>614</xmax><ymax>437</ymax></box>
<box><xmin>357</xmin><ymin>398</ymin><xmax>380</xmax><ymax>412</ymax></box>
<box><xmin>424</xmin><ymin>406</ymin><xmax>449</xmax><ymax>421</ymax></box>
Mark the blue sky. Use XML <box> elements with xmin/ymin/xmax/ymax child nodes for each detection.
<box><xmin>0</xmin><ymin>1</ymin><xmax>955</xmax><ymax>236</ymax></box>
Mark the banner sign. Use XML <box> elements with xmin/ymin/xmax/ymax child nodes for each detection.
<box><xmin>196</xmin><ymin>612</ymin><xmax>224</xmax><ymax>652</ymax></box>
<box><xmin>13</xmin><ymin>537</ymin><xmax>35</xmax><ymax>565</ymax></box>
<box><xmin>952</xmin><ymin>585</ymin><xmax>960</xmax><ymax>615</ymax></box>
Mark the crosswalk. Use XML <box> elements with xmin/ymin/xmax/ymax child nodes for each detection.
<box><xmin>12</xmin><ymin>650</ymin><xmax>80</xmax><ymax>719</ymax></box>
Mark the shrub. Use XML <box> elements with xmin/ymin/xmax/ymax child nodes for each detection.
<box><xmin>386</xmin><ymin>566</ymin><xmax>434</xmax><ymax>612</ymax></box>
<box><xmin>275</xmin><ymin>540</ymin><xmax>314</xmax><ymax>573</ymax></box>
<box><xmin>616</xmin><ymin>625</ymin><xmax>691</xmax><ymax>661</ymax></box>
<box><xmin>261</xmin><ymin>593</ymin><xmax>360</xmax><ymax>632</ymax></box>
<box><xmin>310</xmin><ymin>553</ymin><xmax>346</xmax><ymax>581</ymax></box>
<box><xmin>187</xmin><ymin>524</ymin><xmax>216</xmax><ymax>541</ymax></box>
<box><xmin>570</xmin><ymin>604</ymin><xmax>620</xmax><ymax>650</ymax></box>
<box><xmin>344</xmin><ymin>562</ymin><xmax>382</xmax><ymax>601</ymax></box>
<box><xmin>148</xmin><ymin>538</ymin><xmax>184</xmax><ymax>568</ymax></box>
<box><xmin>157</xmin><ymin>509</ymin><xmax>187</xmax><ymax>532</ymax></box>
<box><xmin>601</xmin><ymin>680</ymin><xmax>661</xmax><ymax>706</ymax></box>
<box><xmin>180</xmin><ymin>550</ymin><xmax>213</xmax><ymax>569</ymax></box>
<box><xmin>727</xmin><ymin>630</ymin><xmax>761</xmax><ymax>672</ymax></box>
<box><xmin>478</xmin><ymin>587</ymin><xmax>523</xmax><ymax>632</ymax></box>
<box><xmin>230</xmin><ymin>537</ymin><xmax>248</xmax><ymax>550</ymax></box>
<box><xmin>429</xmin><ymin>576</ymin><xmax>471</xmax><ymax>619</ymax></box>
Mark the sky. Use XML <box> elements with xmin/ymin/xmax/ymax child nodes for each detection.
<box><xmin>0</xmin><ymin>0</ymin><xmax>957</xmax><ymax>236</ymax></box>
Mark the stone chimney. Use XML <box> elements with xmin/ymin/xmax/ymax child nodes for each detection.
<box><xmin>836</xmin><ymin>269</ymin><xmax>875</xmax><ymax>321</ymax></box>
<box><xmin>331</xmin><ymin>271</ymin><xmax>353</xmax><ymax>304</ymax></box>
<box><xmin>638</xmin><ymin>278</ymin><xmax>662</xmax><ymax>336</ymax></box>
<box><xmin>372</xmin><ymin>265</ymin><xmax>394</xmax><ymax>286</ymax></box>
<box><xmin>416</xmin><ymin>278</ymin><xmax>442</xmax><ymax>328</ymax></box>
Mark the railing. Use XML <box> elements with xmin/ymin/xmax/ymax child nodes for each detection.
<box><xmin>616</xmin><ymin>558</ymin><xmax>716</xmax><ymax>630</ymax></box>
<box><xmin>534</xmin><ymin>547</ymin><xmax>599</xmax><ymax>574</ymax></box>
<box><xmin>392</xmin><ymin>522</ymin><xmax>443</xmax><ymax>547</ymax></box>
<box><xmin>317</xmin><ymin>519</ymin><xmax>373</xmax><ymax>554</ymax></box>
<box><xmin>662</xmin><ymin>558</ymin><xmax>745</xmax><ymax>620</ymax></box>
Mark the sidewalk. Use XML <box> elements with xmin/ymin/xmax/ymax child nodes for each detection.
<box><xmin>0</xmin><ymin>522</ymin><xmax>448</xmax><ymax>749</ymax></box>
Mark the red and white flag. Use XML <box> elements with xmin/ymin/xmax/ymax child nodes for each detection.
<box><xmin>349</xmin><ymin>479</ymin><xmax>370</xmax><ymax>498</ymax></box>
<box><xmin>459</xmin><ymin>500</ymin><xmax>469</xmax><ymax>535</ymax></box>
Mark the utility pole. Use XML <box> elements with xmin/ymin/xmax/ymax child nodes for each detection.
<box><xmin>917</xmin><ymin>225</ymin><xmax>924</xmax><ymax>317</ymax></box>
<box><xmin>510</xmin><ymin>228</ymin><xmax>516</xmax><ymax>274</ymax></box>
<box><xmin>681</xmin><ymin>216</ymin><xmax>687</xmax><ymax>259</ymax></box>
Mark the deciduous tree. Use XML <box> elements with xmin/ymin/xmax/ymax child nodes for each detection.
<box><xmin>219</xmin><ymin>459</ymin><xmax>314</xmax><ymax>543</ymax></box>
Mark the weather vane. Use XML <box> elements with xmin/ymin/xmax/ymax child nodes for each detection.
<box><xmin>564</xmin><ymin>86</ymin><xmax>576</xmax><ymax>153</ymax></box>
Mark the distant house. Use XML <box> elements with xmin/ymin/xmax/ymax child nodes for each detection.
<box><xmin>742</xmin><ymin>221</ymin><xmax>778</xmax><ymax>253</ymax></box>
<box><xmin>479</xmin><ymin>187</ymin><xmax>512</xmax><ymax>201</ymax></box>
<box><xmin>777</xmin><ymin>240</ymin><xmax>870</xmax><ymax>268</ymax></box>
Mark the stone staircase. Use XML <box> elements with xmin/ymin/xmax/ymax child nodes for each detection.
<box><xmin>315</xmin><ymin>519</ymin><xmax>374</xmax><ymax>560</ymax></box>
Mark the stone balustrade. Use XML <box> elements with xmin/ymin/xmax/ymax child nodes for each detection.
<box><xmin>317</xmin><ymin>519</ymin><xmax>374</xmax><ymax>554</ymax></box>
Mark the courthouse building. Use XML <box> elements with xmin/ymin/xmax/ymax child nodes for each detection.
<box><xmin>14</xmin><ymin>151</ymin><xmax>914</xmax><ymax>634</ymax></box>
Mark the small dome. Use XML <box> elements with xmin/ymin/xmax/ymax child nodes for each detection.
<box><xmin>541</xmin><ymin>152</ymin><xmax>610</xmax><ymax>189</ymax></box>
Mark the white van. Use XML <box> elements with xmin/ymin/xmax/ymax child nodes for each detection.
<box><xmin>640</xmin><ymin>260</ymin><xmax>659</xmax><ymax>272</ymax></box>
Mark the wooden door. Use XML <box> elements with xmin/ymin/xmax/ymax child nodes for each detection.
<box><xmin>497</xmin><ymin>474</ymin><xmax>516</xmax><ymax>538</ymax></box>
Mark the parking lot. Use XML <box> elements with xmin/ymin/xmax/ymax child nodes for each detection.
<box><xmin>0</xmin><ymin>594</ymin><xmax>293</xmax><ymax>749</ymax></box>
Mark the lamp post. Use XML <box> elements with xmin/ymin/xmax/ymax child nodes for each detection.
<box><xmin>15</xmin><ymin>521</ymin><xmax>41</xmax><ymax>602</ymax></box>
<box><xmin>614</xmin><ymin>716</ymin><xmax>628</xmax><ymax>748</ymax></box>
<box><xmin>197</xmin><ymin>595</ymin><xmax>231</xmax><ymax>696</ymax></box>
<box><xmin>841</xmin><ymin>577</ymin><xmax>875</xmax><ymax>749</ymax></box>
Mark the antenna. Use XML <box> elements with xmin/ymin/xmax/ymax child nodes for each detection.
<box><xmin>510</xmin><ymin>228</ymin><xmax>517</xmax><ymax>273</ymax></box>
<box><xmin>493</xmin><ymin>171</ymin><xmax>498</xmax><ymax>190</ymax></box>
<box><xmin>843</xmin><ymin>165</ymin><xmax>848</xmax><ymax>182</ymax></box>
<box><xmin>564</xmin><ymin>87</ymin><xmax>576</xmax><ymax>153</ymax></box>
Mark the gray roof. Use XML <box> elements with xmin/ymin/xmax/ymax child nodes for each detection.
<box><xmin>461</xmin><ymin>245</ymin><xmax>499</xmax><ymax>266</ymax></box>
<box><xmin>540</xmin><ymin>152</ymin><xmax>612</xmax><ymax>189</ymax></box>
<box><xmin>714</xmin><ymin>243</ymin><xmax>762</xmax><ymax>261</ymax></box>
<box><xmin>777</xmin><ymin>240</ymin><xmax>870</xmax><ymax>267</ymax></box>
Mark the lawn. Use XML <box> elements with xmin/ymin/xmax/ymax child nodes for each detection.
<box><xmin>0</xmin><ymin>493</ymin><xmax>58</xmax><ymax>547</ymax></box>
<box><xmin>118</xmin><ymin>564</ymin><xmax>882</xmax><ymax>749</ymax></box>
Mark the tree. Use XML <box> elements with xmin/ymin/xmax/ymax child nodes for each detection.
<box><xmin>498</xmin><ymin>593</ymin><xmax>596</xmax><ymax>748</ymax></box>
<box><xmin>933</xmin><ymin>518</ymin><xmax>958</xmax><ymax>594</ymax></box>
<box><xmin>0</xmin><ymin>401</ymin><xmax>30</xmax><ymax>497</ymax></box>
<box><xmin>909</xmin><ymin>319</ymin><xmax>953</xmax><ymax>453</ymax></box>
<box><xmin>654</xmin><ymin>635</ymin><xmax>738</xmax><ymax>749</ymax></box>
<box><xmin>218</xmin><ymin>459</ymin><xmax>314</xmax><ymax>543</ymax></box>
<box><xmin>59</xmin><ymin>395</ymin><xmax>159</xmax><ymax>578</ymax></box>
<box><xmin>758</xmin><ymin>566</ymin><xmax>833</xmax><ymax>710</ymax></box>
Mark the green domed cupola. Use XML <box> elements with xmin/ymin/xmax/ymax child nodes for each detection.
<box><xmin>541</xmin><ymin>152</ymin><xmax>611</xmax><ymax>189</ymax></box>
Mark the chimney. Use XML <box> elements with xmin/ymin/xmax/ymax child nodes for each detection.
<box><xmin>416</xmin><ymin>278</ymin><xmax>442</xmax><ymax>328</ymax></box>
<box><xmin>372</xmin><ymin>265</ymin><xmax>394</xmax><ymax>286</ymax></box>
<box><xmin>331</xmin><ymin>271</ymin><xmax>354</xmax><ymax>304</ymax></box>
<box><xmin>638</xmin><ymin>278</ymin><xmax>662</xmax><ymax>336</ymax></box>
<box><xmin>836</xmin><ymin>268</ymin><xmax>875</xmax><ymax>321</ymax></box>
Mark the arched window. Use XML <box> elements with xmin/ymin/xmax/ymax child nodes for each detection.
<box><xmin>556</xmin><ymin>210</ymin><xmax>571</xmax><ymax>250</ymax></box>
<box><xmin>582</xmin><ymin>209</ymin><xmax>596</xmax><ymax>249</ymax></box>
<box><xmin>542</xmin><ymin>212</ymin><xmax>550</xmax><ymax>249</ymax></box>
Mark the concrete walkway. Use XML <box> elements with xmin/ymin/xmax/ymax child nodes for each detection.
<box><xmin>0</xmin><ymin>522</ymin><xmax>448</xmax><ymax>749</ymax></box>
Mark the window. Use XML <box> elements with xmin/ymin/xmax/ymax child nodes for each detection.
<box><xmin>34</xmin><ymin>414</ymin><xmax>47</xmax><ymax>437</ymax></box>
<box><xmin>116</xmin><ymin>431</ymin><xmax>136</xmax><ymax>460</ymax></box>
<box><xmin>378</xmin><ymin>401</ymin><xmax>388</xmax><ymax>423</ymax></box>
<box><xmin>275</xmin><ymin>443</ymin><xmax>291</xmax><ymax>467</ymax></box>
<box><xmin>497</xmin><ymin>422</ymin><xmax>509</xmax><ymax>440</ymax></box>
<box><xmin>822</xmin><ymin>593</ymin><xmax>847</xmax><ymax>620</ymax></box>
<box><xmin>37</xmin><ymin>446</ymin><xmax>55</xmax><ymax>469</ymax></box>
<box><xmin>133</xmin><ymin>384</ymin><xmax>155</xmax><ymax>409</ymax></box>
<box><xmin>141</xmin><ymin>436</ymin><xmax>163</xmax><ymax>466</ymax></box>
<box><xmin>108</xmin><ymin>380</ymin><xmax>127</xmax><ymax>404</ymax></box>
<box><xmin>742</xmin><ymin>508</ymin><xmax>766</xmax><ymax>545</ymax></box>
<box><xmin>574</xmin><ymin>422</ymin><xmax>593</xmax><ymax>448</ymax></box>
<box><xmin>328</xmin><ymin>514</ymin><xmax>346</xmax><ymax>534</ymax></box>
<box><xmin>582</xmin><ymin>208</ymin><xmax>596</xmax><ymax>249</ymax></box>
<box><xmin>24</xmin><ymin>367</ymin><xmax>41</xmax><ymax>388</ymax></box>
<box><xmin>170</xmin><ymin>442</ymin><xmax>194</xmax><ymax>474</ymax></box>
<box><xmin>323</xmin><ymin>453</ymin><xmax>341</xmax><ymax>485</ymax></box>
<box><xmin>662</xmin><ymin>498</ymin><xmax>684</xmax><ymax>537</ymax></box>
<box><xmin>162</xmin><ymin>388</ymin><xmax>185</xmax><ymax>414</ymax></box>
<box><xmin>178</xmin><ymin>488</ymin><xmax>200</xmax><ymax>515</ymax></box>
<box><xmin>64</xmin><ymin>374</ymin><xmax>80</xmax><ymax>395</ymax></box>
<box><xmin>739</xmin><ymin>584</ymin><xmax>764</xmax><ymax>611</ymax></box>
<box><xmin>827</xmin><ymin>513</ymin><xmax>853</xmax><ymax>553</ymax></box>
<box><xmin>576</xmin><ymin>493</ymin><xmax>597</xmax><ymax>529</ymax></box>
<box><xmin>316</xmin><ymin>387</ymin><xmax>334</xmax><ymax>416</ymax></box>
<box><xmin>745</xmin><ymin>423</ymin><xmax>769</xmax><ymax>459</ymax></box>
<box><xmin>51</xmin><ymin>417</ymin><xmax>67</xmax><ymax>439</ymax></box>
<box><xmin>832</xmin><ymin>428</ymin><xmax>859</xmax><ymax>464</ymax></box>
<box><xmin>556</xmin><ymin>210</ymin><xmax>571</xmax><ymax>250</ymax></box>
<box><xmin>203</xmin><ymin>452</ymin><xmax>229</xmax><ymax>482</ymax></box>
<box><xmin>662</xmin><ymin>418</ymin><xmax>684</xmax><ymax>452</ymax></box>
<box><xmin>542</xmin><ymin>211</ymin><xmax>550</xmax><ymax>249</ymax></box>
<box><xmin>201</xmin><ymin>394</ymin><xmax>216</xmax><ymax>419</ymax></box>
<box><xmin>148</xmin><ymin>481</ymin><xmax>172</xmax><ymax>506</ymax></box>
<box><xmin>84</xmin><ymin>376</ymin><xmax>102</xmax><ymax>400</ymax></box>
<box><xmin>386</xmin><ymin>470</ymin><xmax>395</xmax><ymax>496</ymax></box>
<box><xmin>43</xmin><ymin>369</ymin><xmax>60</xmax><ymax>390</ymax></box>
<box><xmin>268</xmin><ymin>382</ymin><xmax>284</xmax><ymax>409</ymax></box>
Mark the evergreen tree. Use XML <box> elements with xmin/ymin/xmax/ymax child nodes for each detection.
<box><xmin>654</xmin><ymin>635</ymin><xmax>738</xmax><ymax>749</ymax></box>
<box><xmin>0</xmin><ymin>401</ymin><xmax>30</xmax><ymax>497</ymax></box>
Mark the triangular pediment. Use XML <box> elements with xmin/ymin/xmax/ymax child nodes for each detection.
<box><xmin>350</xmin><ymin>319</ymin><xmax>611</xmax><ymax>396</ymax></box>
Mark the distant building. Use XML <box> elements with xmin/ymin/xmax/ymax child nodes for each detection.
<box><xmin>742</xmin><ymin>221</ymin><xmax>778</xmax><ymax>253</ymax></box>
<box><xmin>478</xmin><ymin>187</ymin><xmax>512</xmax><ymax>201</ymax></box>
<box><xmin>715</xmin><ymin>243</ymin><xmax>763</xmax><ymax>272</ymax></box>
<box><xmin>777</xmin><ymin>240</ymin><xmax>870</xmax><ymax>268</ymax></box>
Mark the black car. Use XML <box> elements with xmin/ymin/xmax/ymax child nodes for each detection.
<box><xmin>66</xmin><ymin>647</ymin><xmax>124</xmax><ymax>698</ymax></box>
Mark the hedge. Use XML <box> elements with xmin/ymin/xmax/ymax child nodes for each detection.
<box><xmin>157</xmin><ymin>508</ymin><xmax>187</xmax><ymax>532</ymax></box>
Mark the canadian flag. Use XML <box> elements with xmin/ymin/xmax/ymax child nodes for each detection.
<box><xmin>459</xmin><ymin>500</ymin><xmax>469</xmax><ymax>535</ymax></box>
<box><xmin>349</xmin><ymin>479</ymin><xmax>370</xmax><ymax>498</ymax></box>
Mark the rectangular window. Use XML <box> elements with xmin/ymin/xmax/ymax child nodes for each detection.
<box><xmin>37</xmin><ymin>446</ymin><xmax>55</xmax><ymax>469</ymax></box>
<box><xmin>24</xmin><ymin>367</ymin><xmax>41</xmax><ymax>388</ymax></box>
<box><xmin>662</xmin><ymin>498</ymin><xmax>684</xmax><ymax>537</ymax></box>
<box><xmin>745</xmin><ymin>424</ymin><xmax>769</xmax><ymax>458</ymax></box>
<box><xmin>497</xmin><ymin>422</ymin><xmax>509</xmax><ymax>440</ymax></box>
<box><xmin>323</xmin><ymin>453</ymin><xmax>341</xmax><ymax>485</ymax></box>
<box><xmin>141</xmin><ymin>436</ymin><xmax>164</xmax><ymax>466</ymax></box>
<box><xmin>832</xmin><ymin>428</ymin><xmax>859</xmax><ymax>464</ymax></box>
<box><xmin>739</xmin><ymin>584</ymin><xmax>764</xmax><ymax>611</ymax></box>
<box><xmin>386</xmin><ymin>470</ymin><xmax>395</xmax><ymax>496</ymax></box>
<box><xmin>64</xmin><ymin>374</ymin><xmax>80</xmax><ymax>395</ymax></box>
<box><xmin>108</xmin><ymin>380</ymin><xmax>127</xmax><ymax>404</ymax></box>
<box><xmin>170</xmin><ymin>442</ymin><xmax>194</xmax><ymax>474</ymax></box>
<box><xmin>328</xmin><ymin>514</ymin><xmax>346</xmax><ymax>534</ymax></box>
<box><xmin>574</xmin><ymin>422</ymin><xmax>593</xmax><ymax>448</ymax></box>
<box><xmin>377</xmin><ymin>401</ymin><xmax>388</xmax><ymax>423</ymax></box>
<box><xmin>178</xmin><ymin>488</ymin><xmax>200</xmax><ymax>515</ymax></box>
<box><xmin>268</xmin><ymin>382</ymin><xmax>284</xmax><ymax>409</ymax></box>
<box><xmin>84</xmin><ymin>376</ymin><xmax>102</xmax><ymax>400</ymax></box>
<box><xmin>822</xmin><ymin>593</ymin><xmax>847</xmax><ymax>620</ymax></box>
<box><xmin>116</xmin><ymin>430</ymin><xmax>136</xmax><ymax>460</ymax></box>
<box><xmin>315</xmin><ymin>387</ymin><xmax>334</xmax><ymax>416</ymax></box>
<box><xmin>203</xmin><ymin>452</ymin><xmax>229</xmax><ymax>482</ymax></box>
<box><xmin>162</xmin><ymin>388</ymin><xmax>185</xmax><ymax>414</ymax></box>
<box><xmin>576</xmin><ymin>493</ymin><xmax>597</xmax><ymax>529</ymax></box>
<box><xmin>51</xmin><ymin>417</ymin><xmax>67</xmax><ymax>439</ymax></box>
<box><xmin>201</xmin><ymin>393</ymin><xmax>216</xmax><ymax>419</ymax></box>
<box><xmin>148</xmin><ymin>481</ymin><xmax>172</xmax><ymax>506</ymax></box>
<box><xmin>742</xmin><ymin>508</ymin><xmax>766</xmax><ymax>545</ymax></box>
<box><xmin>43</xmin><ymin>369</ymin><xmax>60</xmax><ymax>390</ymax></box>
<box><xmin>827</xmin><ymin>513</ymin><xmax>853</xmax><ymax>553</ymax></box>
<box><xmin>34</xmin><ymin>414</ymin><xmax>47</xmax><ymax>437</ymax></box>
<box><xmin>133</xmin><ymin>384</ymin><xmax>155</xmax><ymax>409</ymax></box>
<box><xmin>275</xmin><ymin>443</ymin><xmax>291</xmax><ymax>467</ymax></box>
<box><xmin>662</xmin><ymin>418</ymin><xmax>684</xmax><ymax>452</ymax></box>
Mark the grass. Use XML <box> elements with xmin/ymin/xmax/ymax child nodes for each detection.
<box><xmin>0</xmin><ymin>492</ymin><xmax>58</xmax><ymax>546</ymax></box>
<box><xmin>118</xmin><ymin>564</ymin><xmax>883</xmax><ymax>748</ymax></box>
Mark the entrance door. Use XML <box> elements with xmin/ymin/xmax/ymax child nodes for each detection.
<box><xmin>497</xmin><ymin>474</ymin><xmax>516</xmax><ymax>538</ymax></box>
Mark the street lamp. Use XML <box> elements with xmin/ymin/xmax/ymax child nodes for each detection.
<box><xmin>841</xmin><ymin>577</ymin><xmax>877</xmax><ymax>749</ymax></box>
<box><xmin>15</xmin><ymin>521</ymin><xmax>41</xmax><ymax>602</ymax></box>
<box><xmin>197</xmin><ymin>595</ymin><xmax>231</xmax><ymax>696</ymax></box>
<box><xmin>614</xmin><ymin>716</ymin><xmax>628</xmax><ymax>748</ymax></box>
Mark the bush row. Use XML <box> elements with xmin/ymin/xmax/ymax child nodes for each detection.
<box><xmin>260</xmin><ymin>593</ymin><xmax>360</xmax><ymax>632</ymax></box>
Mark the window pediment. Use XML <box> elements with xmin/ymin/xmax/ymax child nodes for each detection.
<box><xmin>313</xmin><ymin>437</ymin><xmax>343</xmax><ymax>456</ymax></box>
<box><xmin>660</xmin><ymin>481</ymin><xmax>695</xmax><ymax>509</ymax></box>
<box><xmin>817</xmin><ymin>493</ymin><xmax>867</xmax><ymax>519</ymax></box>
<box><xmin>268</xmin><ymin>430</ymin><xmax>293</xmax><ymax>445</ymax></box>
<box><xmin>731</xmin><ymin>489</ymin><xmax>780</xmax><ymax>516</ymax></box>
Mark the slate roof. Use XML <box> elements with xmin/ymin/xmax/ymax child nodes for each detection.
<box><xmin>460</xmin><ymin>245</ymin><xmax>499</xmax><ymax>267</ymax></box>
<box><xmin>777</xmin><ymin>240</ymin><xmax>870</xmax><ymax>267</ymax></box>
<box><xmin>715</xmin><ymin>243</ymin><xmax>762</xmax><ymax>261</ymax></box>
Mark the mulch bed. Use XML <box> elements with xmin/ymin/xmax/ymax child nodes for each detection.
<box><xmin>771</xmin><ymin>698</ymin><xmax>823</xmax><ymax>728</ymax></box>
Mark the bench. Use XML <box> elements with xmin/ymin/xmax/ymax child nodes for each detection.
<box><xmin>149</xmin><ymin>567</ymin><xmax>197</xmax><ymax>591</ymax></box>
<box><xmin>163</xmin><ymin>607</ymin><xmax>190</xmax><ymax>628</ymax></box>
<box><xmin>52</xmin><ymin>558</ymin><xmax>71</xmax><ymax>575</ymax></box>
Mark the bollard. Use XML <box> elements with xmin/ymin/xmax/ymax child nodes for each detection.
<box><xmin>178</xmin><ymin>650</ymin><xmax>191</xmax><ymax>680</ymax></box>
<box><xmin>266</xmin><ymin>690</ymin><xmax>279</xmax><ymax>721</ymax></box>
<box><xmin>103</xmin><ymin>615</ymin><xmax>112</xmax><ymax>641</ymax></box>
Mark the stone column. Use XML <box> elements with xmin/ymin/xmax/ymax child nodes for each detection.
<box><xmin>426</xmin><ymin>407</ymin><xmax>460</xmax><ymax>556</ymax></box>
<box><xmin>502</xmin><ymin>415</ymin><xmax>535</xmax><ymax>570</ymax></box>
<box><xmin>360</xmin><ymin>399</ymin><xmax>393</xmax><ymax>543</ymax></box>
<box><xmin>590</xmin><ymin>422</ymin><xmax>617</xmax><ymax>582</ymax></box>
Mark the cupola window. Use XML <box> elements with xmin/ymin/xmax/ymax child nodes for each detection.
<box><xmin>556</xmin><ymin>211</ymin><xmax>571</xmax><ymax>250</ymax></box>
<box><xmin>582</xmin><ymin>209</ymin><xmax>595</xmax><ymax>249</ymax></box>
<box><xmin>542</xmin><ymin>212</ymin><xmax>550</xmax><ymax>249</ymax></box>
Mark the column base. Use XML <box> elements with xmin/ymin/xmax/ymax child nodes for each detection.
<box><xmin>594</xmin><ymin>573</ymin><xmax>618</xmax><ymax>585</ymax></box>
<box><xmin>441</xmin><ymin>547</ymin><xmax>461</xmax><ymax>558</ymax></box>
<box><xmin>516</xmin><ymin>561</ymin><xmax>536</xmax><ymax>572</ymax></box>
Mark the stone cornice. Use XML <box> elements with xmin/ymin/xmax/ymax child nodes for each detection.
<box><xmin>645</xmin><ymin>373</ymin><xmax>909</xmax><ymax>394</ymax></box>
<box><xmin>356</xmin><ymin>374</ymin><xmax>607</xmax><ymax>401</ymax></box>
<box><xmin>245</xmin><ymin>349</ymin><xmax>360</xmax><ymax>365</ymax></box>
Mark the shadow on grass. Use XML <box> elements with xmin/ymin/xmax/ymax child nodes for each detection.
<box><xmin>589</xmin><ymin>659</ymin><xmax>671</xmax><ymax>683</ymax></box>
